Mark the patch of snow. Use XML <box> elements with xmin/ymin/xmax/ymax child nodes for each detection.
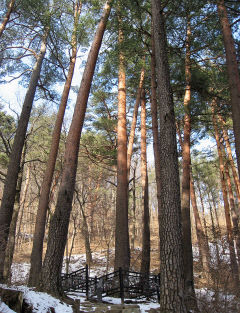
<box><xmin>24</xmin><ymin>290</ymin><xmax>73</xmax><ymax>313</ymax></box>
<box><xmin>0</xmin><ymin>301</ymin><xmax>16</xmax><ymax>313</ymax></box>
<box><xmin>138</xmin><ymin>302</ymin><xmax>159</xmax><ymax>313</ymax></box>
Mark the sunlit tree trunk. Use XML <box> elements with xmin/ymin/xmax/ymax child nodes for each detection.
<box><xmin>217</xmin><ymin>0</ymin><xmax>240</xmax><ymax>180</ymax></box>
<box><xmin>114</xmin><ymin>9</ymin><xmax>130</xmax><ymax>271</ymax></box>
<box><xmin>28</xmin><ymin>1</ymin><xmax>82</xmax><ymax>287</ymax></box>
<box><xmin>0</xmin><ymin>27</ymin><xmax>49</xmax><ymax>281</ymax></box>
<box><xmin>0</xmin><ymin>0</ymin><xmax>15</xmax><ymax>37</ymax></box>
<box><xmin>39</xmin><ymin>1</ymin><xmax>113</xmax><ymax>296</ymax></box>
<box><xmin>152</xmin><ymin>1</ymin><xmax>187</xmax><ymax>311</ymax></box>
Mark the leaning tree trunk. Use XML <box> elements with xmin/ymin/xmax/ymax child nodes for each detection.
<box><xmin>39</xmin><ymin>1</ymin><xmax>113</xmax><ymax>296</ymax></box>
<box><xmin>0</xmin><ymin>27</ymin><xmax>49</xmax><ymax>281</ymax></box>
<box><xmin>211</xmin><ymin>98</ymin><xmax>239</xmax><ymax>289</ymax></box>
<box><xmin>0</xmin><ymin>0</ymin><xmax>15</xmax><ymax>37</ymax></box>
<box><xmin>28</xmin><ymin>0</ymin><xmax>82</xmax><ymax>287</ymax></box>
<box><xmin>152</xmin><ymin>1</ymin><xmax>187</xmax><ymax>312</ymax></box>
<box><xmin>114</xmin><ymin>8</ymin><xmax>130</xmax><ymax>272</ymax></box>
<box><xmin>217</xmin><ymin>0</ymin><xmax>240</xmax><ymax>180</ymax></box>
<box><xmin>140</xmin><ymin>90</ymin><xmax>150</xmax><ymax>275</ymax></box>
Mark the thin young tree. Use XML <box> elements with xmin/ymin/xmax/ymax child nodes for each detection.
<box><xmin>152</xmin><ymin>0</ymin><xmax>187</xmax><ymax>311</ymax></box>
<box><xmin>140</xmin><ymin>90</ymin><xmax>150</xmax><ymax>275</ymax></box>
<box><xmin>39</xmin><ymin>0</ymin><xmax>113</xmax><ymax>295</ymax></box>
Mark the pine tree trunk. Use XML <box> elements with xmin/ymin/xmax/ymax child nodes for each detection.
<box><xmin>0</xmin><ymin>0</ymin><xmax>15</xmax><ymax>37</ymax></box>
<box><xmin>39</xmin><ymin>1</ymin><xmax>113</xmax><ymax>296</ymax></box>
<box><xmin>150</xmin><ymin>28</ymin><xmax>161</xmax><ymax>247</ymax></box>
<box><xmin>0</xmin><ymin>27</ymin><xmax>49</xmax><ymax>281</ymax></box>
<box><xmin>180</xmin><ymin>18</ymin><xmax>198</xmax><ymax>311</ymax></box>
<box><xmin>28</xmin><ymin>1</ymin><xmax>82</xmax><ymax>287</ymax></box>
<box><xmin>131</xmin><ymin>162</ymin><xmax>137</xmax><ymax>251</ymax></box>
<box><xmin>140</xmin><ymin>90</ymin><xmax>150</xmax><ymax>275</ymax></box>
<box><xmin>114</xmin><ymin>9</ymin><xmax>130</xmax><ymax>271</ymax></box>
<box><xmin>217</xmin><ymin>0</ymin><xmax>240</xmax><ymax>180</ymax></box>
<box><xmin>152</xmin><ymin>1</ymin><xmax>187</xmax><ymax>311</ymax></box>
<box><xmin>211</xmin><ymin>98</ymin><xmax>239</xmax><ymax>288</ymax></box>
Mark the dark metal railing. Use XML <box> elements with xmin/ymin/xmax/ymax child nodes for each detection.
<box><xmin>61</xmin><ymin>265</ymin><xmax>160</xmax><ymax>303</ymax></box>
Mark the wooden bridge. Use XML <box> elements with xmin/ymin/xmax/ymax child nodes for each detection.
<box><xmin>61</xmin><ymin>266</ymin><xmax>160</xmax><ymax>303</ymax></box>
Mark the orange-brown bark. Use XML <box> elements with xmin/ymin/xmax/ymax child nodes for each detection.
<box><xmin>114</xmin><ymin>10</ymin><xmax>130</xmax><ymax>271</ymax></box>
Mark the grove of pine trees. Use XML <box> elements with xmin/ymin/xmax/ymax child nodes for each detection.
<box><xmin>0</xmin><ymin>0</ymin><xmax>240</xmax><ymax>312</ymax></box>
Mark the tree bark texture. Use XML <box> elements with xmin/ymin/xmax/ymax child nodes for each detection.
<box><xmin>0</xmin><ymin>27</ymin><xmax>49</xmax><ymax>281</ymax></box>
<box><xmin>114</xmin><ymin>10</ymin><xmax>130</xmax><ymax>271</ymax></box>
<box><xmin>217</xmin><ymin>0</ymin><xmax>240</xmax><ymax>180</ymax></box>
<box><xmin>211</xmin><ymin>99</ymin><xmax>239</xmax><ymax>288</ymax></box>
<box><xmin>28</xmin><ymin>0</ymin><xmax>82</xmax><ymax>287</ymax></box>
<box><xmin>152</xmin><ymin>1</ymin><xmax>187</xmax><ymax>312</ymax></box>
<box><xmin>0</xmin><ymin>0</ymin><xmax>15</xmax><ymax>37</ymax></box>
<box><xmin>140</xmin><ymin>90</ymin><xmax>150</xmax><ymax>275</ymax></box>
<box><xmin>39</xmin><ymin>0</ymin><xmax>113</xmax><ymax>296</ymax></box>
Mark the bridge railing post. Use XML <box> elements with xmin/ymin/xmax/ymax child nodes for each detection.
<box><xmin>86</xmin><ymin>264</ymin><xmax>89</xmax><ymax>299</ymax></box>
<box><xmin>119</xmin><ymin>267</ymin><xmax>124</xmax><ymax>304</ymax></box>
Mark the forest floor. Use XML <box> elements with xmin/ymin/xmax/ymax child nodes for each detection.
<box><xmin>0</xmin><ymin>245</ymin><xmax>240</xmax><ymax>313</ymax></box>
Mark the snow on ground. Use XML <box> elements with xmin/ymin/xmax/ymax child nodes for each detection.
<box><xmin>0</xmin><ymin>284</ymin><xmax>73</xmax><ymax>313</ymax></box>
<box><xmin>0</xmin><ymin>301</ymin><xmax>16</xmax><ymax>313</ymax></box>
<box><xmin>24</xmin><ymin>290</ymin><xmax>73</xmax><ymax>313</ymax></box>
